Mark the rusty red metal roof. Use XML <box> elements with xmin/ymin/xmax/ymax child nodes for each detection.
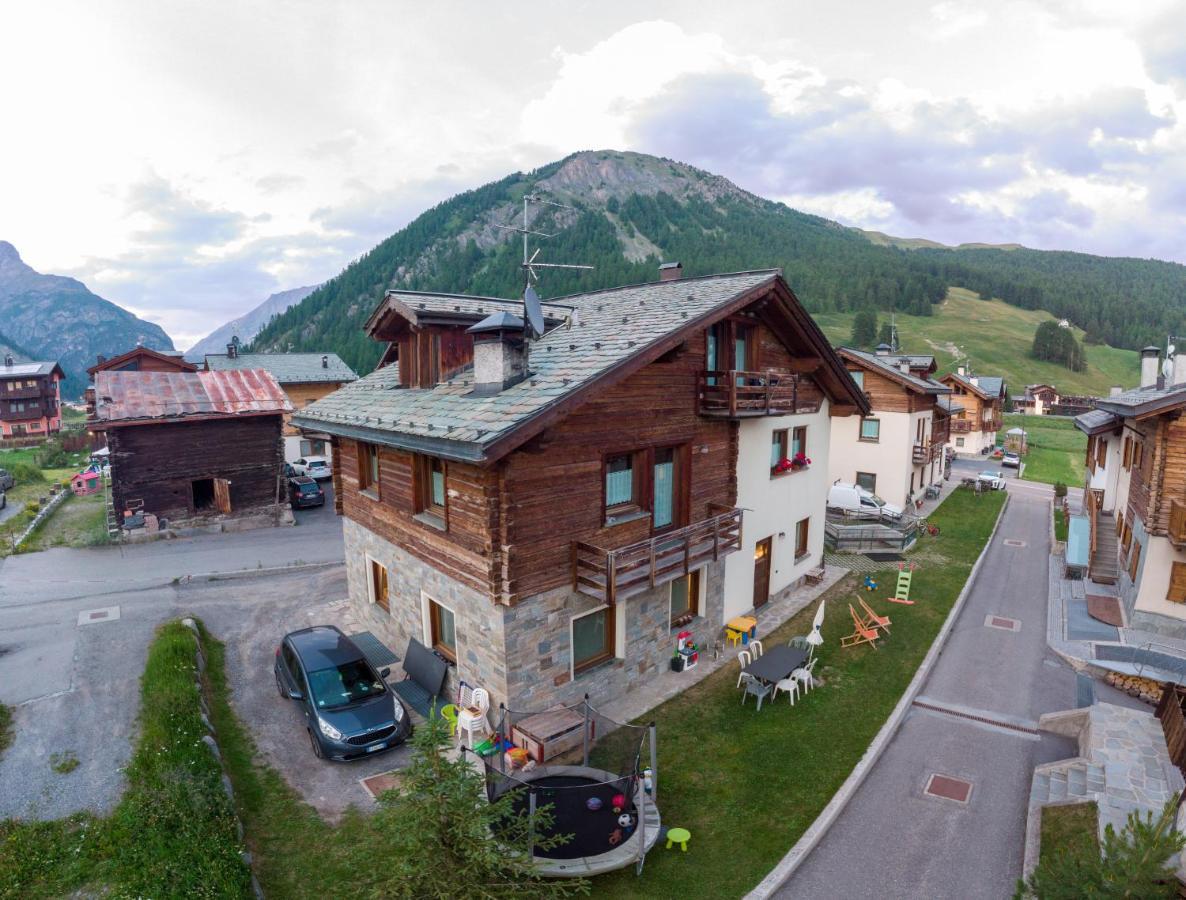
<box><xmin>92</xmin><ymin>369</ymin><xmax>292</xmax><ymax>425</ymax></box>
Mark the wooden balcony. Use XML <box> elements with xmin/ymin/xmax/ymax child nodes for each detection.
<box><xmin>0</xmin><ymin>384</ymin><xmax>44</xmax><ymax>400</ymax></box>
<box><xmin>951</xmin><ymin>420</ymin><xmax>972</xmax><ymax>434</ymax></box>
<box><xmin>697</xmin><ymin>371</ymin><xmax>822</xmax><ymax>419</ymax></box>
<box><xmin>985</xmin><ymin>418</ymin><xmax>1002</xmax><ymax>432</ymax></box>
<box><xmin>572</xmin><ymin>509</ymin><xmax>743</xmax><ymax>604</ymax></box>
<box><xmin>912</xmin><ymin>444</ymin><xmax>928</xmax><ymax>464</ymax></box>
<box><xmin>1171</xmin><ymin>499</ymin><xmax>1186</xmax><ymax>547</ymax></box>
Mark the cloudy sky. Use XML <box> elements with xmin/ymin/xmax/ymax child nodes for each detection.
<box><xmin>3</xmin><ymin>1</ymin><xmax>1186</xmax><ymax>348</ymax></box>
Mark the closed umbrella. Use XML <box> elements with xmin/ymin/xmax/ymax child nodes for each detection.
<box><xmin>806</xmin><ymin>600</ymin><xmax>826</xmax><ymax>659</ymax></box>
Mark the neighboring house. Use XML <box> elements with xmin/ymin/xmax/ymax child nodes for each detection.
<box><xmin>1014</xmin><ymin>383</ymin><xmax>1059</xmax><ymax>416</ymax></box>
<box><xmin>0</xmin><ymin>355</ymin><xmax>64</xmax><ymax>439</ymax></box>
<box><xmin>939</xmin><ymin>368</ymin><xmax>1007</xmax><ymax>454</ymax></box>
<box><xmin>293</xmin><ymin>268</ymin><xmax>867</xmax><ymax>712</ymax></box>
<box><xmin>204</xmin><ymin>341</ymin><xmax>358</xmax><ymax>462</ymax></box>
<box><xmin>89</xmin><ymin>369</ymin><xmax>292</xmax><ymax>530</ymax></box>
<box><xmin>1074</xmin><ymin>348</ymin><xmax>1186</xmax><ymax>637</ymax></box>
<box><xmin>830</xmin><ymin>347</ymin><xmax>952</xmax><ymax>508</ymax></box>
<box><xmin>87</xmin><ymin>346</ymin><xmax>197</xmax><ymax>377</ymax></box>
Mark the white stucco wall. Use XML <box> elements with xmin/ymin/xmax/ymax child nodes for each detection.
<box><xmin>947</xmin><ymin>427</ymin><xmax>995</xmax><ymax>456</ymax></box>
<box><xmin>723</xmin><ymin>402</ymin><xmax>831</xmax><ymax>622</ymax></box>
<box><xmin>1133</xmin><ymin>534</ymin><xmax>1186</xmax><ymax>621</ymax></box>
<box><xmin>285</xmin><ymin>434</ymin><xmax>334</xmax><ymax>464</ymax></box>
<box><xmin>828</xmin><ymin>409</ymin><xmax>936</xmax><ymax>508</ymax></box>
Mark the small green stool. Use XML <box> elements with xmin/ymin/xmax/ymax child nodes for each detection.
<box><xmin>440</xmin><ymin>704</ymin><xmax>459</xmax><ymax>737</ymax></box>
<box><xmin>665</xmin><ymin>827</ymin><xmax>691</xmax><ymax>851</ymax></box>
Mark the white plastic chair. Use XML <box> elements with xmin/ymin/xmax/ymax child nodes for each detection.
<box><xmin>736</xmin><ymin>650</ymin><xmax>752</xmax><ymax>689</ymax></box>
<box><xmin>748</xmin><ymin>639</ymin><xmax>763</xmax><ymax>659</ymax></box>
<box><xmin>772</xmin><ymin>676</ymin><xmax>799</xmax><ymax>706</ymax></box>
<box><xmin>456</xmin><ymin>686</ymin><xmax>491</xmax><ymax>747</ymax></box>
<box><xmin>792</xmin><ymin>658</ymin><xmax>818</xmax><ymax>694</ymax></box>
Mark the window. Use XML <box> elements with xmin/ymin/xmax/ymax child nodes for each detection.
<box><xmin>358</xmin><ymin>442</ymin><xmax>380</xmax><ymax>497</ymax></box>
<box><xmin>368</xmin><ymin>559</ymin><xmax>389</xmax><ymax>612</ymax></box>
<box><xmin>300</xmin><ymin>438</ymin><xmax>326</xmax><ymax>457</ymax></box>
<box><xmin>1116</xmin><ymin>512</ymin><xmax>1124</xmax><ymax>537</ymax></box>
<box><xmin>795</xmin><ymin>517</ymin><xmax>810</xmax><ymax>560</ymax></box>
<box><xmin>605</xmin><ymin>454</ymin><xmax>638</xmax><ymax>517</ymax></box>
<box><xmin>1122</xmin><ymin>522</ymin><xmax>1132</xmax><ymax>552</ymax></box>
<box><xmin>859</xmin><ymin>418</ymin><xmax>880</xmax><ymax>442</ymax></box>
<box><xmin>1129</xmin><ymin>541</ymin><xmax>1142</xmax><ymax>581</ymax></box>
<box><xmin>427</xmin><ymin>598</ymin><xmax>456</xmax><ymax>661</ymax></box>
<box><xmin>652</xmin><ymin>448</ymin><xmax>676</xmax><ymax>530</ymax></box>
<box><xmin>771</xmin><ymin>429</ymin><xmax>788</xmax><ymax>472</ymax></box>
<box><xmin>414</xmin><ymin>454</ymin><xmax>446</xmax><ymax>523</ymax></box>
<box><xmin>849</xmin><ymin>370</ymin><xmax>864</xmax><ymax>390</ymax></box>
<box><xmin>956</xmin><ymin>437</ymin><xmax>965</xmax><ymax>448</ymax></box>
<box><xmin>1169</xmin><ymin>563</ymin><xmax>1186</xmax><ymax>604</ymax></box>
<box><xmin>792</xmin><ymin>426</ymin><xmax>807</xmax><ymax>458</ymax></box>
<box><xmin>856</xmin><ymin>472</ymin><xmax>877</xmax><ymax>492</ymax></box>
<box><xmin>572</xmin><ymin>606</ymin><xmax>614</xmax><ymax>674</ymax></box>
<box><xmin>670</xmin><ymin>569</ymin><xmax>701</xmax><ymax>626</ymax></box>
<box><xmin>192</xmin><ymin>478</ymin><xmax>215</xmax><ymax>510</ymax></box>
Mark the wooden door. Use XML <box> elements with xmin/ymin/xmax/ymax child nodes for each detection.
<box><xmin>213</xmin><ymin>478</ymin><xmax>232</xmax><ymax>515</ymax></box>
<box><xmin>753</xmin><ymin>537</ymin><xmax>772</xmax><ymax>608</ymax></box>
<box><xmin>371</xmin><ymin>560</ymin><xmax>390</xmax><ymax>613</ymax></box>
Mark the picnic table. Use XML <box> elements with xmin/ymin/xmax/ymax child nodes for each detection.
<box><xmin>741</xmin><ymin>645</ymin><xmax>809</xmax><ymax>710</ymax></box>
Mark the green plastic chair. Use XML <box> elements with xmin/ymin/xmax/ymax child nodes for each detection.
<box><xmin>440</xmin><ymin>704</ymin><xmax>459</xmax><ymax>737</ymax></box>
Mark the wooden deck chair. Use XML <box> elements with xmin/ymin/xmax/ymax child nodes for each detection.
<box><xmin>886</xmin><ymin>567</ymin><xmax>915</xmax><ymax>605</ymax></box>
<box><xmin>840</xmin><ymin>604</ymin><xmax>879</xmax><ymax>649</ymax></box>
<box><xmin>859</xmin><ymin>598</ymin><xmax>891</xmax><ymax>634</ymax></box>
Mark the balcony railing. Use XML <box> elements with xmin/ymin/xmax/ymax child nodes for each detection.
<box><xmin>572</xmin><ymin>509</ymin><xmax>743</xmax><ymax>604</ymax></box>
<box><xmin>912</xmin><ymin>444</ymin><xmax>928</xmax><ymax>464</ymax></box>
<box><xmin>951</xmin><ymin>420</ymin><xmax>972</xmax><ymax>434</ymax></box>
<box><xmin>1171</xmin><ymin>500</ymin><xmax>1186</xmax><ymax>547</ymax></box>
<box><xmin>697</xmin><ymin>370</ymin><xmax>822</xmax><ymax>418</ymax></box>
<box><xmin>0</xmin><ymin>385</ymin><xmax>44</xmax><ymax>400</ymax></box>
<box><xmin>984</xmin><ymin>418</ymin><xmax>1002</xmax><ymax>432</ymax></box>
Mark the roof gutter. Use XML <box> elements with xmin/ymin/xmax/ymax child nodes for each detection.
<box><xmin>290</xmin><ymin>414</ymin><xmax>489</xmax><ymax>464</ymax></box>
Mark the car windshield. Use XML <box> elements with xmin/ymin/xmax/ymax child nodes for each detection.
<box><xmin>980</xmin><ymin>471</ymin><xmax>998</xmax><ymax>478</ymax></box>
<box><xmin>298</xmin><ymin>482</ymin><xmax>320</xmax><ymax>494</ymax></box>
<box><xmin>306</xmin><ymin>659</ymin><xmax>385</xmax><ymax>709</ymax></box>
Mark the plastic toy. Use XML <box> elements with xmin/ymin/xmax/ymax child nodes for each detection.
<box><xmin>609</xmin><ymin>828</ymin><xmax>623</xmax><ymax>846</ymax></box>
<box><xmin>618</xmin><ymin>813</ymin><xmax>633</xmax><ymax>828</ymax></box>
<box><xmin>643</xmin><ymin>767</ymin><xmax>654</xmax><ymax>795</ymax></box>
<box><xmin>612</xmin><ymin>793</ymin><xmax>626</xmax><ymax>813</ymax></box>
<box><xmin>863</xmin><ymin>575</ymin><xmax>878</xmax><ymax>592</ymax></box>
<box><xmin>586</xmin><ymin>797</ymin><xmax>603</xmax><ymax>812</ymax></box>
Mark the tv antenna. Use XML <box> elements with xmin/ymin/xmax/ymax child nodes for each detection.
<box><xmin>493</xmin><ymin>193</ymin><xmax>592</xmax><ymax>339</ymax></box>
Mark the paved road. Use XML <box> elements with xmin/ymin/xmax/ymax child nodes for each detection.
<box><xmin>777</xmin><ymin>481</ymin><xmax>1080</xmax><ymax>899</ymax></box>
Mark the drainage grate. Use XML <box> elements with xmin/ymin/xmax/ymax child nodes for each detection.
<box><xmin>925</xmin><ymin>773</ymin><xmax>973</xmax><ymax>803</ymax></box>
<box><xmin>77</xmin><ymin>606</ymin><xmax>120</xmax><ymax>626</ymax></box>
<box><xmin>1003</xmin><ymin>539</ymin><xmax>1027</xmax><ymax>548</ymax></box>
<box><xmin>984</xmin><ymin>614</ymin><xmax>1021</xmax><ymax>632</ymax></box>
<box><xmin>912</xmin><ymin>699</ymin><xmax>1039</xmax><ymax>735</ymax></box>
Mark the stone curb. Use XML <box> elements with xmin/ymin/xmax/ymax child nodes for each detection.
<box><xmin>179</xmin><ymin>559</ymin><xmax>343</xmax><ymax>586</ymax></box>
<box><xmin>180</xmin><ymin>617</ymin><xmax>265</xmax><ymax>900</ymax></box>
<box><xmin>746</xmin><ymin>491</ymin><xmax>1011</xmax><ymax>899</ymax></box>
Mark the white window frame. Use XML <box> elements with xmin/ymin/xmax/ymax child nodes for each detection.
<box><xmin>668</xmin><ymin>567</ymin><xmax>706</xmax><ymax>624</ymax></box>
<box><xmin>420</xmin><ymin>591</ymin><xmax>457</xmax><ymax>660</ymax></box>
<box><xmin>364</xmin><ymin>554</ymin><xmax>389</xmax><ymax>612</ymax></box>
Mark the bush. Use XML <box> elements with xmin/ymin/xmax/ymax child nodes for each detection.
<box><xmin>35</xmin><ymin>439</ymin><xmax>71</xmax><ymax>469</ymax></box>
<box><xmin>1054</xmin><ymin>481</ymin><xmax>1068</xmax><ymax>498</ymax></box>
<box><xmin>7</xmin><ymin>461</ymin><xmax>45</xmax><ymax>485</ymax></box>
<box><xmin>25</xmin><ymin>501</ymin><xmax>40</xmax><ymax>515</ymax></box>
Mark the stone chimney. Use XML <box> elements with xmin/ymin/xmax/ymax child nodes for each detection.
<box><xmin>957</xmin><ymin>365</ymin><xmax>967</xmax><ymax>377</ymax></box>
<box><xmin>467</xmin><ymin>312</ymin><xmax>529</xmax><ymax>396</ymax></box>
<box><xmin>1109</xmin><ymin>385</ymin><xmax>1123</xmax><ymax>397</ymax></box>
<box><xmin>875</xmin><ymin>343</ymin><xmax>892</xmax><ymax>356</ymax></box>
<box><xmin>3</xmin><ymin>354</ymin><xmax>12</xmax><ymax>368</ymax></box>
<box><xmin>321</xmin><ymin>354</ymin><xmax>328</xmax><ymax>369</ymax></box>
<box><xmin>227</xmin><ymin>335</ymin><xmax>241</xmax><ymax>359</ymax></box>
<box><xmin>899</xmin><ymin>360</ymin><xmax>911</xmax><ymax>374</ymax></box>
<box><xmin>1140</xmin><ymin>346</ymin><xmax>1160</xmax><ymax>388</ymax></box>
<box><xmin>659</xmin><ymin>261</ymin><xmax>683</xmax><ymax>282</ymax></box>
<box><xmin>96</xmin><ymin>354</ymin><xmax>107</xmax><ymax>366</ymax></box>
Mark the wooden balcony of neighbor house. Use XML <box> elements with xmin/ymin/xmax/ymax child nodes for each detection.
<box><xmin>932</xmin><ymin>419</ymin><xmax>951</xmax><ymax>448</ymax></box>
<box><xmin>0</xmin><ymin>384</ymin><xmax>44</xmax><ymax>400</ymax></box>
<box><xmin>912</xmin><ymin>443</ymin><xmax>928</xmax><ymax>464</ymax></box>
<box><xmin>1171</xmin><ymin>499</ymin><xmax>1186</xmax><ymax>547</ymax></box>
<box><xmin>984</xmin><ymin>417</ymin><xmax>1003</xmax><ymax>432</ymax></box>
<box><xmin>572</xmin><ymin>508</ymin><xmax>743</xmax><ymax>604</ymax></box>
<box><xmin>697</xmin><ymin>371</ymin><xmax>822</xmax><ymax>419</ymax></box>
<box><xmin>951</xmin><ymin>420</ymin><xmax>972</xmax><ymax>434</ymax></box>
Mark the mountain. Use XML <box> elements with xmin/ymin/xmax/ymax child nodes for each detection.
<box><xmin>250</xmin><ymin>150</ymin><xmax>1186</xmax><ymax>377</ymax></box>
<box><xmin>185</xmin><ymin>284</ymin><xmax>321</xmax><ymax>361</ymax></box>
<box><xmin>0</xmin><ymin>242</ymin><xmax>174</xmax><ymax>397</ymax></box>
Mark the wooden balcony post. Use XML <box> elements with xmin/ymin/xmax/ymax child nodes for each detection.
<box><xmin>607</xmin><ymin>551</ymin><xmax>617</xmax><ymax>606</ymax></box>
<box><xmin>729</xmin><ymin>373</ymin><xmax>738</xmax><ymax>418</ymax></box>
<box><xmin>649</xmin><ymin>543</ymin><xmax>656</xmax><ymax>588</ymax></box>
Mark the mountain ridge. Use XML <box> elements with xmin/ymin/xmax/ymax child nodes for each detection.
<box><xmin>186</xmin><ymin>284</ymin><xmax>321</xmax><ymax>361</ymax></box>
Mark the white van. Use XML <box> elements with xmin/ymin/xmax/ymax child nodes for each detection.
<box><xmin>827</xmin><ymin>482</ymin><xmax>904</xmax><ymax>521</ymax></box>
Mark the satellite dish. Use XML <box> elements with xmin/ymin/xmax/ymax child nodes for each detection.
<box><xmin>524</xmin><ymin>284</ymin><xmax>545</xmax><ymax>339</ymax></box>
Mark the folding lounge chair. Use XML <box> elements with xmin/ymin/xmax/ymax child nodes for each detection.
<box><xmin>840</xmin><ymin>603</ymin><xmax>879</xmax><ymax>649</ymax></box>
<box><xmin>859</xmin><ymin>598</ymin><xmax>891</xmax><ymax>634</ymax></box>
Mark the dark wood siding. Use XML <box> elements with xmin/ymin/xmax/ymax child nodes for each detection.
<box><xmin>108</xmin><ymin>415</ymin><xmax>284</xmax><ymax>521</ymax></box>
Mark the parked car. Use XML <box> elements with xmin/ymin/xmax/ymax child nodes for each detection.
<box><xmin>0</xmin><ymin>489</ymin><xmax>6</xmax><ymax>510</ymax></box>
<box><xmin>978</xmin><ymin>470</ymin><xmax>1007</xmax><ymax>490</ymax></box>
<box><xmin>293</xmin><ymin>456</ymin><xmax>331</xmax><ymax>480</ymax></box>
<box><xmin>288</xmin><ymin>476</ymin><xmax>325</xmax><ymax>509</ymax></box>
<box><xmin>827</xmin><ymin>482</ymin><xmax>904</xmax><ymax>520</ymax></box>
<box><xmin>274</xmin><ymin>626</ymin><xmax>411</xmax><ymax>761</ymax></box>
<box><xmin>1001</xmin><ymin>451</ymin><xmax>1021</xmax><ymax>468</ymax></box>
<box><xmin>0</xmin><ymin>468</ymin><xmax>13</xmax><ymax>492</ymax></box>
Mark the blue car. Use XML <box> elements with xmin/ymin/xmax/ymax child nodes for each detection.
<box><xmin>275</xmin><ymin>626</ymin><xmax>411</xmax><ymax>761</ymax></box>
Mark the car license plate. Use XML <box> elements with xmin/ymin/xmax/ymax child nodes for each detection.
<box><xmin>367</xmin><ymin>742</ymin><xmax>386</xmax><ymax>753</ymax></box>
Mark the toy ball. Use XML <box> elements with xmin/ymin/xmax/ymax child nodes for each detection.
<box><xmin>611</xmin><ymin>793</ymin><xmax>626</xmax><ymax>812</ymax></box>
<box><xmin>586</xmin><ymin>797</ymin><xmax>603</xmax><ymax>812</ymax></box>
<box><xmin>618</xmin><ymin>813</ymin><xmax>633</xmax><ymax>828</ymax></box>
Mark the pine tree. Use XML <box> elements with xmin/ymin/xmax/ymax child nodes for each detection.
<box><xmin>1018</xmin><ymin>796</ymin><xmax>1186</xmax><ymax>899</ymax></box>
<box><xmin>851</xmin><ymin>310</ymin><xmax>878</xmax><ymax>348</ymax></box>
<box><xmin>358</xmin><ymin>713</ymin><xmax>590</xmax><ymax>899</ymax></box>
<box><xmin>878</xmin><ymin>321</ymin><xmax>895</xmax><ymax>349</ymax></box>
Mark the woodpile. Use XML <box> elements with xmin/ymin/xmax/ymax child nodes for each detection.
<box><xmin>1104</xmin><ymin>671</ymin><xmax>1162</xmax><ymax>704</ymax></box>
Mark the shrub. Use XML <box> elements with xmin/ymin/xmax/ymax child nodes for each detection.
<box><xmin>25</xmin><ymin>501</ymin><xmax>40</xmax><ymax>515</ymax></box>
<box><xmin>1054</xmin><ymin>481</ymin><xmax>1068</xmax><ymax>498</ymax></box>
<box><xmin>35</xmin><ymin>439</ymin><xmax>71</xmax><ymax>469</ymax></box>
<box><xmin>7</xmin><ymin>461</ymin><xmax>45</xmax><ymax>484</ymax></box>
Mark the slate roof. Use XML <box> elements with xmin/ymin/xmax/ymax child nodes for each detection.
<box><xmin>1092</xmin><ymin>382</ymin><xmax>1186</xmax><ymax>419</ymax></box>
<box><xmin>204</xmin><ymin>352</ymin><xmax>358</xmax><ymax>385</ymax></box>
<box><xmin>92</xmin><ymin>369</ymin><xmax>291</xmax><ymax>426</ymax></box>
<box><xmin>840</xmin><ymin>348</ymin><xmax>950</xmax><ymax>394</ymax></box>
<box><xmin>0</xmin><ymin>361</ymin><xmax>62</xmax><ymax>378</ymax></box>
<box><xmin>295</xmin><ymin>270</ymin><xmax>847</xmax><ymax>463</ymax></box>
<box><xmin>943</xmin><ymin>371</ymin><xmax>1006</xmax><ymax>399</ymax></box>
<box><xmin>1073</xmin><ymin>409</ymin><xmax>1121</xmax><ymax>435</ymax></box>
<box><xmin>366</xmin><ymin>289</ymin><xmax>575</xmax><ymax>334</ymax></box>
<box><xmin>937</xmin><ymin>395</ymin><xmax>964</xmax><ymax>413</ymax></box>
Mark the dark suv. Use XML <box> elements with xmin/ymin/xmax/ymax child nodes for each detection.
<box><xmin>288</xmin><ymin>476</ymin><xmax>325</xmax><ymax>509</ymax></box>
<box><xmin>275</xmin><ymin>626</ymin><xmax>411</xmax><ymax>760</ymax></box>
<box><xmin>0</xmin><ymin>468</ymin><xmax>13</xmax><ymax>492</ymax></box>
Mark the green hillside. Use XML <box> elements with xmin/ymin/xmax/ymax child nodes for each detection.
<box><xmin>813</xmin><ymin>287</ymin><xmax>1138</xmax><ymax>396</ymax></box>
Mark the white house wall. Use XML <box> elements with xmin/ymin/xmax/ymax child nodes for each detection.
<box><xmin>723</xmin><ymin>402</ymin><xmax>831</xmax><ymax>622</ymax></box>
<box><xmin>828</xmin><ymin>408</ymin><xmax>921</xmax><ymax>508</ymax></box>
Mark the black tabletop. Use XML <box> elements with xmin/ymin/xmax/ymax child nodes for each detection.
<box><xmin>743</xmin><ymin>645</ymin><xmax>808</xmax><ymax>684</ymax></box>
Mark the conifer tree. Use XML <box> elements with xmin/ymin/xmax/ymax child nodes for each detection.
<box><xmin>851</xmin><ymin>310</ymin><xmax>878</xmax><ymax>348</ymax></box>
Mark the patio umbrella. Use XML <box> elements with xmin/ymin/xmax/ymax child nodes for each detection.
<box><xmin>805</xmin><ymin>628</ymin><xmax>824</xmax><ymax>659</ymax></box>
<box><xmin>806</xmin><ymin>600</ymin><xmax>826</xmax><ymax>659</ymax></box>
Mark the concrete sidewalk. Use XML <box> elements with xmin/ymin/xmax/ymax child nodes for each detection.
<box><xmin>775</xmin><ymin>484</ymin><xmax>1080</xmax><ymax>899</ymax></box>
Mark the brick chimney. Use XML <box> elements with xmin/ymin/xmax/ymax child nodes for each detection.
<box><xmin>1140</xmin><ymin>346</ymin><xmax>1159</xmax><ymax>388</ymax></box>
<box><xmin>659</xmin><ymin>261</ymin><xmax>683</xmax><ymax>282</ymax></box>
<box><xmin>468</xmin><ymin>312</ymin><xmax>529</xmax><ymax>396</ymax></box>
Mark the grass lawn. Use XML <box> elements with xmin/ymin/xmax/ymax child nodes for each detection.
<box><xmin>0</xmin><ymin>622</ymin><xmax>252</xmax><ymax>898</ymax></box>
<box><xmin>1054</xmin><ymin>506</ymin><xmax>1068</xmax><ymax>543</ymax></box>
<box><xmin>20</xmin><ymin>491</ymin><xmax>108</xmax><ymax>553</ymax></box>
<box><xmin>813</xmin><ymin>287</ymin><xmax>1138</xmax><ymax>397</ymax></box>
<box><xmin>1039</xmin><ymin>801</ymin><xmax>1099</xmax><ymax>866</ymax></box>
<box><xmin>1003</xmin><ymin>414</ymin><xmax>1086</xmax><ymax>487</ymax></box>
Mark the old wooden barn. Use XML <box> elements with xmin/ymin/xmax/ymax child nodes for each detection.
<box><xmin>90</xmin><ymin>369</ymin><xmax>292</xmax><ymax>531</ymax></box>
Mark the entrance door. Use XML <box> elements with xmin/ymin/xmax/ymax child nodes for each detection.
<box><xmin>213</xmin><ymin>478</ymin><xmax>232</xmax><ymax>515</ymax></box>
<box><xmin>753</xmin><ymin>537</ymin><xmax>772</xmax><ymax>608</ymax></box>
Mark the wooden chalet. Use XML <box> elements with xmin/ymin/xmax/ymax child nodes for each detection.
<box><xmin>90</xmin><ymin>369</ymin><xmax>292</xmax><ymax>532</ymax></box>
<box><xmin>0</xmin><ymin>355</ymin><xmax>64</xmax><ymax>440</ymax></box>
<box><xmin>295</xmin><ymin>268</ymin><xmax>867</xmax><ymax>711</ymax></box>
<box><xmin>87</xmin><ymin>346</ymin><xmax>196</xmax><ymax>378</ymax></box>
<box><xmin>938</xmin><ymin>368</ymin><xmax>1006</xmax><ymax>454</ymax></box>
